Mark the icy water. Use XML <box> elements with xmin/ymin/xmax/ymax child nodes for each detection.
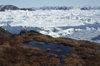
<box><xmin>23</xmin><ymin>41</ymin><xmax>72</xmax><ymax>56</ymax></box>
<box><xmin>23</xmin><ymin>41</ymin><xmax>73</xmax><ymax>65</ymax></box>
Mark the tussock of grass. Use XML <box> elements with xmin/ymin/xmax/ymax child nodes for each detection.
<box><xmin>0</xmin><ymin>28</ymin><xmax>100</xmax><ymax>66</ymax></box>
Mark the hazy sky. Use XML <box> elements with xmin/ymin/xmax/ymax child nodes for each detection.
<box><xmin>0</xmin><ymin>0</ymin><xmax>100</xmax><ymax>7</ymax></box>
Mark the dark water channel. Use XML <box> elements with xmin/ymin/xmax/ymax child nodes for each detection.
<box><xmin>23</xmin><ymin>41</ymin><xmax>73</xmax><ymax>65</ymax></box>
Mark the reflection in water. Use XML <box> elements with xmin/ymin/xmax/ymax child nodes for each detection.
<box><xmin>23</xmin><ymin>41</ymin><xmax>74</xmax><ymax>64</ymax></box>
<box><xmin>23</xmin><ymin>41</ymin><xmax>72</xmax><ymax>56</ymax></box>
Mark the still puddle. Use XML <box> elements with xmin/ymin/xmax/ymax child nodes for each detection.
<box><xmin>23</xmin><ymin>41</ymin><xmax>72</xmax><ymax>55</ymax></box>
<box><xmin>23</xmin><ymin>41</ymin><xmax>73</xmax><ymax>65</ymax></box>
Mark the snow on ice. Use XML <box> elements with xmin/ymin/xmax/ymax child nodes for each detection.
<box><xmin>0</xmin><ymin>9</ymin><xmax>100</xmax><ymax>43</ymax></box>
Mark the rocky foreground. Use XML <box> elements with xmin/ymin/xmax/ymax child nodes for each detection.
<box><xmin>0</xmin><ymin>27</ymin><xmax>100</xmax><ymax>66</ymax></box>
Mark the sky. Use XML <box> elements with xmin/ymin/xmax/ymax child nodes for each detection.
<box><xmin>0</xmin><ymin>0</ymin><xmax>100</xmax><ymax>8</ymax></box>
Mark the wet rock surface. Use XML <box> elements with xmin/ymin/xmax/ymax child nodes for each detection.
<box><xmin>0</xmin><ymin>28</ymin><xmax>100</xmax><ymax>66</ymax></box>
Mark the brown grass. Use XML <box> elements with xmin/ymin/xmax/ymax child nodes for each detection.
<box><xmin>0</xmin><ymin>28</ymin><xmax>100</xmax><ymax>66</ymax></box>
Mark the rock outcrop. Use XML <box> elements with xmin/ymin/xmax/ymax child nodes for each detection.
<box><xmin>0</xmin><ymin>5</ymin><xmax>19</xmax><ymax>11</ymax></box>
<box><xmin>0</xmin><ymin>27</ymin><xmax>11</xmax><ymax>37</ymax></box>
